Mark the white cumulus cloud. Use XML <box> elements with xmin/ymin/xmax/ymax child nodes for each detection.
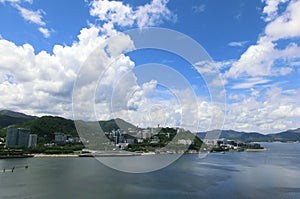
<box><xmin>90</xmin><ymin>0</ymin><xmax>174</xmax><ymax>29</ymax></box>
<box><xmin>225</xmin><ymin>0</ymin><xmax>300</xmax><ymax>79</ymax></box>
<box><xmin>262</xmin><ymin>0</ymin><xmax>289</xmax><ymax>22</ymax></box>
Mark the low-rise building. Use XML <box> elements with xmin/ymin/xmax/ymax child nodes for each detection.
<box><xmin>203</xmin><ymin>139</ymin><xmax>218</xmax><ymax>145</ymax></box>
<box><xmin>66</xmin><ymin>136</ymin><xmax>81</xmax><ymax>143</ymax></box>
<box><xmin>137</xmin><ymin>138</ymin><xmax>143</xmax><ymax>143</ymax></box>
<box><xmin>55</xmin><ymin>134</ymin><xmax>67</xmax><ymax>143</ymax></box>
<box><xmin>126</xmin><ymin>138</ymin><xmax>135</xmax><ymax>144</ymax></box>
<box><xmin>178</xmin><ymin>139</ymin><xmax>193</xmax><ymax>145</ymax></box>
<box><xmin>116</xmin><ymin>143</ymin><xmax>129</xmax><ymax>150</ymax></box>
<box><xmin>142</xmin><ymin>129</ymin><xmax>151</xmax><ymax>139</ymax></box>
<box><xmin>150</xmin><ymin>136</ymin><xmax>160</xmax><ymax>144</ymax></box>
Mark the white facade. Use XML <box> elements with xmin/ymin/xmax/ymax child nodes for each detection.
<box><xmin>28</xmin><ymin>134</ymin><xmax>38</xmax><ymax>147</ymax></box>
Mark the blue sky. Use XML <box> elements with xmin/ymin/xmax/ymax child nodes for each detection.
<box><xmin>0</xmin><ymin>0</ymin><xmax>300</xmax><ymax>133</ymax></box>
<box><xmin>0</xmin><ymin>0</ymin><xmax>265</xmax><ymax>58</ymax></box>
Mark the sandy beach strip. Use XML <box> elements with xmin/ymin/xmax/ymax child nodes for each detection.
<box><xmin>244</xmin><ymin>148</ymin><xmax>267</xmax><ymax>152</ymax></box>
<box><xmin>33</xmin><ymin>154</ymin><xmax>79</xmax><ymax>158</ymax></box>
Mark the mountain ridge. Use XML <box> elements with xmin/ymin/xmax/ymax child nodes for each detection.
<box><xmin>1</xmin><ymin>110</ymin><xmax>300</xmax><ymax>142</ymax></box>
<box><xmin>0</xmin><ymin>110</ymin><xmax>37</xmax><ymax>129</ymax></box>
<box><xmin>197</xmin><ymin>128</ymin><xmax>300</xmax><ymax>142</ymax></box>
<box><xmin>0</xmin><ymin>110</ymin><xmax>137</xmax><ymax>140</ymax></box>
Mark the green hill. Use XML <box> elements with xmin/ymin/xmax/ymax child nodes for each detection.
<box><xmin>0</xmin><ymin>110</ymin><xmax>36</xmax><ymax>129</ymax></box>
<box><xmin>197</xmin><ymin>130</ymin><xmax>245</xmax><ymax>140</ymax></box>
<box><xmin>99</xmin><ymin>118</ymin><xmax>137</xmax><ymax>132</ymax></box>
<box><xmin>16</xmin><ymin>116</ymin><xmax>78</xmax><ymax>139</ymax></box>
<box><xmin>197</xmin><ymin>128</ymin><xmax>300</xmax><ymax>142</ymax></box>
<box><xmin>197</xmin><ymin>130</ymin><xmax>271</xmax><ymax>142</ymax></box>
<box><xmin>0</xmin><ymin>111</ymin><xmax>137</xmax><ymax>143</ymax></box>
<box><xmin>270</xmin><ymin>128</ymin><xmax>300</xmax><ymax>141</ymax></box>
<box><xmin>1</xmin><ymin>110</ymin><xmax>300</xmax><ymax>143</ymax></box>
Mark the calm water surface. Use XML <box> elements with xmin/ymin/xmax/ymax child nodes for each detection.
<box><xmin>0</xmin><ymin>142</ymin><xmax>300</xmax><ymax>199</ymax></box>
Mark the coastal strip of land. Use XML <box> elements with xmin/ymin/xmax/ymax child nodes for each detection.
<box><xmin>244</xmin><ymin>148</ymin><xmax>267</xmax><ymax>152</ymax></box>
<box><xmin>0</xmin><ymin>154</ymin><xmax>33</xmax><ymax>159</ymax></box>
<box><xmin>1</xmin><ymin>147</ymin><xmax>268</xmax><ymax>159</ymax></box>
<box><xmin>33</xmin><ymin>154</ymin><xmax>79</xmax><ymax>158</ymax></box>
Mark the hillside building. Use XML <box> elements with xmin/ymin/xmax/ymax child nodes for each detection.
<box><xmin>28</xmin><ymin>134</ymin><xmax>38</xmax><ymax>147</ymax></box>
<box><xmin>6</xmin><ymin>128</ymin><xmax>31</xmax><ymax>147</ymax></box>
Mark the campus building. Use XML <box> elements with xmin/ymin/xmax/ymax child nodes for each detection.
<box><xmin>6</xmin><ymin>128</ymin><xmax>30</xmax><ymax>147</ymax></box>
<box><xmin>28</xmin><ymin>134</ymin><xmax>38</xmax><ymax>147</ymax></box>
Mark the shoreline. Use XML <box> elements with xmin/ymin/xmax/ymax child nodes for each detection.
<box><xmin>33</xmin><ymin>154</ymin><xmax>79</xmax><ymax>158</ymax></box>
<box><xmin>244</xmin><ymin>148</ymin><xmax>267</xmax><ymax>152</ymax></box>
<box><xmin>0</xmin><ymin>148</ymin><xmax>268</xmax><ymax>159</ymax></box>
<box><xmin>0</xmin><ymin>154</ymin><xmax>34</xmax><ymax>159</ymax></box>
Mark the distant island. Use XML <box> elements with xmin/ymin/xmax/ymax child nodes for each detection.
<box><xmin>0</xmin><ymin>110</ymin><xmax>299</xmax><ymax>158</ymax></box>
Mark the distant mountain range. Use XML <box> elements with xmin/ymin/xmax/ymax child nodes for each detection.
<box><xmin>197</xmin><ymin>129</ymin><xmax>300</xmax><ymax>142</ymax></box>
<box><xmin>1</xmin><ymin>110</ymin><xmax>300</xmax><ymax>142</ymax></box>
<box><xmin>0</xmin><ymin>110</ymin><xmax>36</xmax><ymax>129</ymax></box>
<box><xmin>0</xmin><ymin>110</ymin><xmax>136</xmax><ymax>139</ymax></box>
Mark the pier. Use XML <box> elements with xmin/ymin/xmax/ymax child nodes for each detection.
<box><xmin>1</xmin><ymin>165</ymin><xmax>29</xmax><ymax>173</ymax></box>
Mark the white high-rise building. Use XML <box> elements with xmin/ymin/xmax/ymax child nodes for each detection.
<box><xmin>28</xmin><ymin>134</ymin><xmax>38</xmax><ymax>147</ymax></box>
